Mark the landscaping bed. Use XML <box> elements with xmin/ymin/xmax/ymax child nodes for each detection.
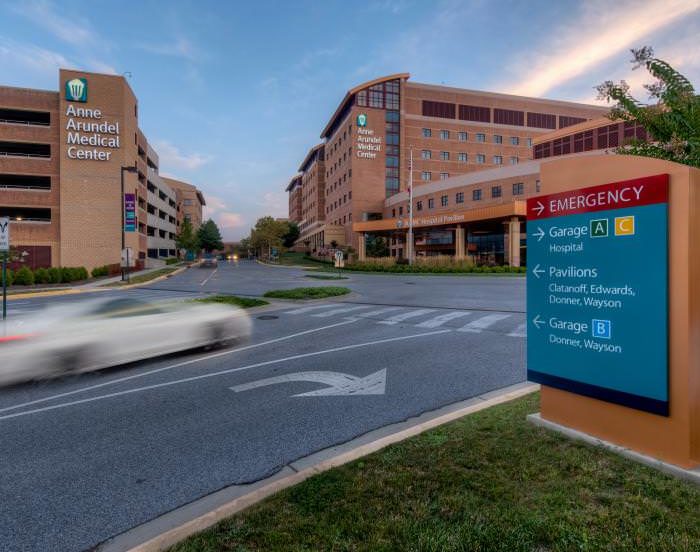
<box><xmin>194</xmin><ymin>295</ymin><xmax>269</xmax><ymax>308</ymax></box>
<box><xmin>263</xmin><ymin>287</ymin><xmax>350</xmax><ymax>300</ymax></box>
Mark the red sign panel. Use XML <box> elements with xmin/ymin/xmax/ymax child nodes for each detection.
<box><xmin>527</xmin><ymin>174</ymin><xmax>669</xmax><ymax>221</ymax></box>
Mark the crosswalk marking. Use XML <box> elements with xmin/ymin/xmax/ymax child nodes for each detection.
<box><xmin>378</xmin><ymin>308</ymin><xmax>436</xmax><ymax>325</ymax></box>
<box><xmin>416</xmin><ymin>311</ymin><xmax>472</xmax><ymax>328</ymax></box>
<box><xmin>356</xmin><ymin>307</ymin><xmax>403</xmax><ymax>318</ymax></box>
<box><xmin>313</xmin><ymin>305</ymin><xmax>369</xmax><ymax>318</ymax></box>
<box><xmin>458</xmin><ymin>313</ymin><xmax>511</xmax><ymax>333</ymax></box>
<box><xmin>508</xmin><ymin>323</ymin><xmax>526</xmax><ymax>337</ymax></box>
<box><xmin>284</xmin><ymin>304</ymin><xmax>339</xmax><ymax>315</ymax></box>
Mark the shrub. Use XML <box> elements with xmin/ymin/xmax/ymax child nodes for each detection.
<box><xmin>165</xmin><ymin>257</ymin><xmax>179</xmax><ymax>265</ymax></box>
<box><xmin>13</xmin><ymin>266</ymin><xmax>35</xmax><ymax>286</ymax></box>
<box><xmin>34</xmin><ymin>267</ymin><xmax>49</xmax><ymax>284</ymax></box>
<box><xmin>3</xmin><ymin>268</ymin><xmax>13</xmax><ymax>286</ymax></box>
<box><xmin>47</xmin><ymin>267</ymin><xmax>62</xmax><ymax>283</ymax></box>
<box><xmin>91</xmin><ymin>265</ymin><xmax>109</xmax><ymax>278</ymax></box>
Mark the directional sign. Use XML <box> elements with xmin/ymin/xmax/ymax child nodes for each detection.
<box><xmin>527</xmin><ymin>174</ymin><xmax>669</xmax><ymax>416</ymax></box>
<box><xmin>230</xmin><ymin>369</ymin><xmax>386</xmax><ymax>396</ymax></box>
<box><xmin>124</xmin><ymin>193</ymin><xmax>136</xmax><ymax>232</ymax></box>
<box><xmin>334</xmin><ymin>250</ymin><xmax>344</xmax><ymax>268</ymax></box>
<box><xmin>0</xmin><ymin>217</ymin><xmax>8</xmax><ymax>252</ymax></box>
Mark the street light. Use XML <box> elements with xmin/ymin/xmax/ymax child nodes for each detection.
<box><xmin>121</xmin><ymin>164</ymin><xmax>138</xmax><ymax>281</ymax></box>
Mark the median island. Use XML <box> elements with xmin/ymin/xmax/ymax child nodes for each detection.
<box><xmin>263</xmin><ymin>287</ymin><xmax>350</xmax><ymax>300</ymax></box>
<box><xmin>169</xmin><ymin>393</ymin><xmax>700</xmax><ymax>551</ymax></box>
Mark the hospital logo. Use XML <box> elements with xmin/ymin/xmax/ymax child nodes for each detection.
<box><xmin>356</xmin><ymin>113</ymin><xmax>367</xmax><ymax>127</ymax></box>
<box><xmin>614</xmin><ymin>215</ymin><xmax>635</xmax><ymax>236</ymax></box>
<box><xmin>65</xmin><ymin>78</ymin><xmax>87</xmax><ymax>102</ymax></box>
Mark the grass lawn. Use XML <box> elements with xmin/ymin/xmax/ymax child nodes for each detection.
<box><xmin>263</xmin><ymin>286</ymin><xmax>350</xmax><ymax>299</ymax></box>
<box><xmin>275</xmin><ymin>252</ymin><xmax>333</xmax><ymax>268</ymax></box>
<box><xmin>194</xmin><ymin>295</ymin><xmax>269</xmax><ymax>308</ymax></box>
<box><xmin>105</xmin><ymin>267</ymin><xmax>179</xmax><ymax>286</ymax></box>
<box><xmin>305</xmin><ymin>273</ymin><xmax>348</xmax><ymax>280</ymax></box>
<box><xmin>170</xmin><ymin>393</ymin><xmax>700</xmax><ymax>552</ymax></box>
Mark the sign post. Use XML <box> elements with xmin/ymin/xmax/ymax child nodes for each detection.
<box><xmin>334</xmin><ymin>250</ymin><xmax>344</xmax><ymax>276</ymax></box>
<box><xmin>527</xmin><ymin>174</ymin><xmax>669</xmax><ymax>415</ymax></box>
<box><xmin>0</xmin><ymin>217</ymin><xmax>8</xmax><ymax>321</ymax></box>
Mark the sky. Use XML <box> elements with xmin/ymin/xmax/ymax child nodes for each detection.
<box><xmin>1</xmin><ymin>0</ymin><xmax>699</xmax><ymax>240</ymax></box>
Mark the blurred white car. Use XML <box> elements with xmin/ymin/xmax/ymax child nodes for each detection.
<box><xmin>0</xmin><ymin>296</ymin><xmax>252</xmax><ymax>386</ymax></box>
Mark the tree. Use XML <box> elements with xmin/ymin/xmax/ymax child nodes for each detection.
<box><xmin>282</xmin><ymin>221</ymin><xmax>300</xmax><ymax>248</ymax></box>
<box><xmin>596</xmin><ymin>47</ymin><xmax>700</xmax><ymax>168</ymax></box>
<box><xmin>197</xmin><ymin>219</ymin><xmax>224</xmax><ymax>253</ymax></box>
<box><xmin>365</xmin><ymin>235</ymin><xmax>389</xmax><ymax>257</ymax></box>
<box><xmin>175</xmin><ymin>218</ymin><xmax>199</xmax><ymax>255</ymax></box>
<box><xmin>250</xmin><ymin>216</ymin><xmax>288</xmax><ymax>257</ymax></box>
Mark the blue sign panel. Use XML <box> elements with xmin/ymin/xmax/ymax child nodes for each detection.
<box><xmin>527</xmin><ymin>174</ymin><xmax>669</xmax><ymax>416</ymax></box>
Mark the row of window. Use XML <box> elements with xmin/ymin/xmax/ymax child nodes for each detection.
<box><xmin>331</xmin><ymin>212</ymin><xmax>353</xmax><ymax>226</ymax></box>
<box><xmin>420</xmin><ymin>129</ymin><xmax>532</xmax><ymax>146</ymax></box>
<box><xmin>326</xmin><ymin>191</ymin><xmax>352</xmax><ymax>214</ymax></box>
<box><xmin>405</xmin><ymin>182</ymin><xmax>525</xmax><ymax>213</ymax></box>
<box><xmin>420</xmin><ymin>151</ymin><xmax>519</xmax><ymax>165</ymax></box>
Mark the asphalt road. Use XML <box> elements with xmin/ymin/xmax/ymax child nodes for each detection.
<box><xmin>0</xmin><ymin>261</ymin><xmax>526</xmax><ymax>551</ymax></box>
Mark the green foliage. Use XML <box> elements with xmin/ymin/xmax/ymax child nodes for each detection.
<box><xmin>34</xmin><ymin>267</ymin><xmax>49</xmax><ymax>284</ymax></box>
<box><xmin>197</xmin><ymin>218</ymin><xmax>224</xmax><ymax>253</ymax></box>
<box><xmin>3</xmin><ymin>268</ymin><xmax>13</xmax><ymax>286</ymax></box>
<box><xmin>91</xmin><ymin>265</ymin><xmax>109</xmax><ymax>278</ymax></box>
<box><xmin>165</xmin><ymin>257</ymin><xmax>179</xmax><ymax>265</ymax></box>
<box><xmin>365</xmin><ymin>235</ymin><xmax>389</xmax><ymax>258</ymax></box>
<box><xmin>282</xmin><ymin>221</ymin><xmax>300</xmax><ymax>248</ymax></box>
<box><xmin>250</xmin><ymin>216</ymin><xmax>289</xmax><ymax>256</ymax></box>
<box><xmin>13</xmin><ymin>266</ymin><xmax>35</xmax><ymax>286</ymax></box>
<box><xmin>344</xmin><ymin>259</ymin><xmax>525</xmax><ymax>275</ymax></box>
<box><xmin>194</xmin><ymin>294</ymin><xmax>269</xmax><ymax>308</ymax></box>
<box><xmin>47</xmin><ymin>267</ymin><xmax>62</xmax><ymax>284</ymax></box>
<box><xmin>176</xmin><ymin>218</ymin><xmax>200</xmax><ymax>254</ymax></box>
<box><xmin>263</xmin><ymin>287</ymin><xmax>351</xmax><ymax>299</ymax></box>
<box><xmin>596</xmin><ymin>46</ymin><xmax>700</xmax><ymax>168</ymax></box>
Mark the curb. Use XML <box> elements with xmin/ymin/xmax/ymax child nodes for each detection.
<box><xmin>101</xmin><ymin>266</ymin><xmax>189</xmax><ymax>290</ymax></box>
<box><xmin>5</xmin><ymin>286</ymin><xmax>108</xmax><ymax>301</ymax></box>
<box><xmin>97</xmin><ymin>382</ymin><xmax>538</xmax><ymax>552</ymax></box>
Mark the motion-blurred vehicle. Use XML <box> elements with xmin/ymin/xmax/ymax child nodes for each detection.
<box><xmin>200</xmin><ymin>254</ymin><xmax>218</xmax><ymax>268</ymax></box>
<box><xmin>0</xmin><ymin>297</ymin><xmax>251</xmax><ymax>386</ymax></box>
<box><xmin>232</xmin><ymin>254</ymin><xmax>239</xmax><ymax>261</ymax></box>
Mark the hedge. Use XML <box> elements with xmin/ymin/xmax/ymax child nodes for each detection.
<box><xmin>343</xmin><ymin>263</ymin><xmax>527</xmax><ymax>274</ymax></box>
<box><xmin>2</xmin><ymin>265</ymin><xmax>90</xmax><ymax>286</ymax></box>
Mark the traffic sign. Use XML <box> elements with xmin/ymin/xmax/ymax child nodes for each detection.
<box><xmin>334</xmin><ymin>250</ymin><xmax>344</xmax><ymax>268</ymax></box>
<box><xmin>0</xmin><ymin>217</ymin><xmax>9</xmax><ymax>252</ymax></box>
<box><xmin>527</xmin><ymin>174</ymin><xmax>669</xmax><ymax>416</ymax></box>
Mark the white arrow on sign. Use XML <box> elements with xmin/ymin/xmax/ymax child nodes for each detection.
<box><xmin>230</xmin><ymin>369</ymin><xmax>386</xmax><ymax>397</ymax></box>
<box><xmin>532</xmin><ymin>315</ymin><xmax>545</xmax><ymax>329</ymax></box>
<box><xmin>531</xmin><ymin>227</ymin><xmax>545</xmax><ymax>242</ymax></box>
<box><xmin>531</xmin><ymin>201</ymin><xmax>545</xmax><ymax>216</ymax></box>
<box><xmin>532</xmin><ymin>264</ymin><xmax>545</xmax><ymax>279</ymax></box>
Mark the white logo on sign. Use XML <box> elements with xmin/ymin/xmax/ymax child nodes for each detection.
<box><xmin>0</xmin><ymin>217</ymin><xmax>9</xmax><ymax>252</ymax></box>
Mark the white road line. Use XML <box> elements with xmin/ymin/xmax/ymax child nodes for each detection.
<box><xmin>0</xmin><ymin>318</ymin><xmax>357</xmax><ymax>415</ymax></box>
<box><xmin>458</xmin><ymin>313</ymin><xmax>511</xmax><ymax>333</ymax></box>
<box><xmin>0</xmin><ymin>329</ymin><xmax>451</xmax><ymax>422</ymax></box>
<box><xmin>200</xmin><ymin>268</ymin><xmax>218</xmax><ymax>286</ymax></box>
<box><xmin>284</xmin><ymin>304</ymin><xmax>339</xmax><ymax>315</ymax></box>
<box><xmin>508</xmin><ymin>323</ymin><xmax>527</xmax><ymax>337</ymax></box>
<box><xmin>416</xmin><ymin>311</ymin><xmax>472</xmax><ymax>328</ymax></box>
<box><xmin>356</xmin><ymin>307</ymin><xmax>403</xmax><ymax>318</ymax></box>
<box><xmin>378</xmin><ymin>309</ymin><xmax>436</xmax><ymax>325</ymax></box>
<box><xmin>312</xmin><ymin>306</ymin><xmax>369</xmax><ymax>318</ymax></box>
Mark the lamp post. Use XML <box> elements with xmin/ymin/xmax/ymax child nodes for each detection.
<box><xmin>121</xmin><ymin>165</ymin><xmax>137</xmax><ymax>281</ymax></box>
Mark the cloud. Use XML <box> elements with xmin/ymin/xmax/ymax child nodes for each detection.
<box><xmin>138</xmin><ymin>36</ymin><xmax>201</xmax><ymax>62</ymax></box>
<box><xmin>10</xmin><ymin>1</ymin><xmax>98</xmax><ymax>46</ymax></box>
<box><xmin>153</xmin><ymin>140</ymin><xmax>213</xmax><ymax>172</ymax></box>
<box><xmin>501</xmin><ymin>0</ymin><xmax>700</xmax><ymax>97</ymax></box>
<box><xmin>218</xmin><ymin>212</ymin><xmax>245</xmax><ymax>229</ymax></box>
<box><xmin>200</xmin><ymin>194</ymin><xmax>245</xmax><ymax>233</ymax></box>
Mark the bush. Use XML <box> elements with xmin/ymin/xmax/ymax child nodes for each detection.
<box><xmin>3</xmin><ymin>268</ymin><xmax>13</xmax><ymax>286</ymax></box>
<box><xmin>13</xmin><ymin>266</ymin><xmax>35</xmax><ymax>286</ymax></box>
<box><xmin>91</xmin><ymin>265</ymin><xmax>109</xmax><ymax>278</ymax></box>
<box><xmin>165</xmin><ymin>257</ymin><xmax>179</xmax><ymax>265</ymax></box>
<box><xmin>34</xmin><ymin>267</ymin><xmax>49</xmax><ymax>284</ymax></box>
<box><xmin>47</xmin><ymin>267</ymin><xmax>62</xmax><ymax>283</ymax></box>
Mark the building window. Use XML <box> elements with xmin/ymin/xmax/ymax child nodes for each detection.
<box><xmin>458</xmin><ymin>152</ymin><xmax>467</xmax><ymax>162</ymax></box>
<box><xmin>440</xmin><ymin>151</ymin><xmax>449</xmax><ymax>161</ymax></box>
<box><xmin>536</xmin><ymin>180</ymin><xmax>541</xmax><ymax>192</ymax></box>
<box><xmin>441</xmin><ymin>195</ymin><xmax>448</xmax><ymax>206</ymax></box>
<box><xmin>428</xmin><ymin>198</ymin><xmax>435</xmax><ymax>209</ymax></box>
<box><xmin>440</xmin><ymin>129</ymin><xmax>449</xmax><ymax>140</ymax></box>
<box><xmin>456</xmin><ymin>192</ymin><xmax>464</xmax><ymax>203</ymax></box>
<box><xmin>493</xmin><ymin>155</ymin><xmax>503</xmax><ymax>165</ymax></box>
<box><xmin>476</xmin><ymin>154</ymin><xmax>486</xmax><ymax>164</ymax></box>
<box><xmin>416</xmin><ymin>200</ymin><xmax>423</xmax><ymax>211</ymax></box>
<box><xmin>421</xmin><ymin>171</ymin><xmax>432</xmax><ymax>181</ymax></box>
<box><xmin>510</xmin><ymin>136</ymin><xmax>520</xmax><ymax>146</ymax></box>
<box><xmin>513</xmin><ymin>182</ymin><xmax>524</xmax><ymax>195</ymax></box>
<box><xmin>392</xmin><ymin>208</ymin><xmax>396</xmax><ymax>217</ymax></box>
<box><xmin>458</xmin><ymin>131</ymin><xmax>467</xmax><ymax>141</ymax></box>
<box><xmin>473</xmin><ymin>189</ymin><xmax>482</xmax><ymax>201</ymax></box>
<box><xmin>476</xmin><ymin>133</ymin><xmax>485</xmax><ymax>142</ymax></box>
<box><xmin>421</xmin><ymin>149</ymin><xmax>431</xmax><ymax>160</ymax></box>
<box><xmin>492</xmin><ymin>185</ymin><xmax>502</xmax><ymax>198</ymax></box>
<box><xmin>422</xmin><ymin>128</ymin><xmax>432</xmax><ymax>138</ymax></box>
<box><xmin>510</xmin><ymin>156</ymin><xmax>519</xmax><ymax>165</ymax></box>
<box><xmin>526</xmin><ymin>138</ymin><xmax>533</xmax><ymax>147</ymax></box>
<box><xmin>440</xmin><ymin>172</ymin><xmax>449</xmax><ymax>180</ymax></box>
<box><xmin>493</xmin><ymin>135</ymin><xmax>503</xmax><ymax>144</ymax></box>
<box><xmin>399</xmin><ymin>206</ymin><xmax>403</xmax><ymax>216</ymax></box>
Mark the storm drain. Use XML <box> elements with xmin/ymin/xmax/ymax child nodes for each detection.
<box><xmin>257</xmin><ymin>315</ymin><xmax>279</xmax><ymax>320</ymax></box>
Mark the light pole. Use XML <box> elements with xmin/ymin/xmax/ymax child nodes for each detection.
<box><xmin>121</xmin><ymin>165</ymin><xmax>137</xmax><ymax>281</ymax></box>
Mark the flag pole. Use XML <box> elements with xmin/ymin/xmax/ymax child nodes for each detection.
<box><xmin>407</xmin><ymin>148</ymin><xmax>414</xmax><ymax>265</ymax></box>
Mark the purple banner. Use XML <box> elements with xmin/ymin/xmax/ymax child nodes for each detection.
<box><xmin>124</xmin><ymin>193</ymin><xmax>136</xmax><ymax>232</ymax></box>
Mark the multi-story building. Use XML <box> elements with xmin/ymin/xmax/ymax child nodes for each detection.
<box><xmin>286</xmin><ymin>174</ymin><xmax>302</xmax><ymax>224</ymax></box>
<box><xmin>162</xmin><ymin>176</ymin><xmax>206</xmax><ymax>231</ymax></box>
<box><xmin>0</xmin><ymin>69</ymin><xmax>203</xmax><ymax>270</ymax></box>
<box><xmin>296</xmin><ymin>143</ymin><xmax>327</xmax><ymax>250</ymax></box>
<box><xmin>286</xmin><ymin>73</ymin><xmax>610</xmax><ymax>262</ymax></box>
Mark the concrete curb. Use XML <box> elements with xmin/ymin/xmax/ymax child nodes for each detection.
<box><xmin>101</xmin><ymin>266</ymin><xmax>189</xmax><ymax>290</ymax></box>
<box><xmin>528</xmin><ymin>413</ymin><xmax>700</xmax><ymax>486</ymax></box>
<box><xmin>96</xmin><ymin>382</ymin><xmax>538</xmax><ymax>552</ymax></box>
<box><xmin>5</xmin><ymin>286</ymin><xmax>108</xmax><ymax>301</ymax></box>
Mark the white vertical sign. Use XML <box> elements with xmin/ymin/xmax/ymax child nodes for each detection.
<box><xmin>0</xmin><ymin>217</ymin><xmax>9</xmax><ymax>252</ymax></box>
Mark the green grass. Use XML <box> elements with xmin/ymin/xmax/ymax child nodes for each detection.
<box><xmin>263</xmin><ymin>286</ymin><xmax>351</xmax><ymax>299</ymax></box>
<box><xmin>274</xmin><ymin>252</ymin><xmax>333</xmax><ymax>268</ymax></box>
<box><xmin>170</xmin><ymin>393</ymin><xmax>700</xmax><ymax>552</ymax></box>
<box><xmin>105</xmin><ymin>267</ymin><xmax>178</xmax><ymax>286</ymax></box>
<box><xmin>304</xmin><ymin>273</ymin><xmax>349</xmax><ymax>280</ymax></box>
<box><xmin>194</xmin><ymin>295</ymin><xmax>269</xmax><ymax>308</ymax></box>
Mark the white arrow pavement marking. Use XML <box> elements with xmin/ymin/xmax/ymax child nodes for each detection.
<box><xmin>532</xmin><ymin>315</ymin><xmax>545</xmax><ymax>329</ymax></box>
<box><xmin>0</xmin><ymin>318</ymin><xmax>359</xmax><ymax>415</ymax></box>
<box><xmin>532</xmin><ymin>201</ymin><xmax>545</xmax><ymax>216</ymax></box>
<box><xmin>312</xmin><ymin>305</ymin><xmax>369</xmax><ymax>318</ymax></box>
<box><xmin>507</xmin><ymin>323</ymin><xmax>527</xmax><ymax>337</ymax></box>
<box><xmin>230</xmin><ymin>369</ymin><xmax>386</xmax><ymax>397</ymax></box>
<box><xmin>0</xmin><ymin>329</ymin><xmax>450</xmax><ymax>421</ymax></box>
<box><xmin>458</xmin><ymin>313</ymin><xmax>511</xmax><ymax>333</ymax></box>
<box><xmin>378</xmin><ymin>309</ymin><xmax>436</xmax><ymax>325</ymax></box>
<box><xmin>416</xmin><ymin>311</ymin><xmax>472</xmax><ymax>328</ymax></box>
<box><xmin>531</xmin><ymin>227</ymin><xmax>545</xmax><ymax>242</ymax></box>
<box><xmin>532</xmin><ymin>264</ymin><xmax>545</xmax><ymax>279</ymax></box>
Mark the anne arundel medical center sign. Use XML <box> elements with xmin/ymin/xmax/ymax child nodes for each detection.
<box><xmin>64</xmin><ymin>78</ymin><xmax>121</xmax><ymax>162</ymax></box>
